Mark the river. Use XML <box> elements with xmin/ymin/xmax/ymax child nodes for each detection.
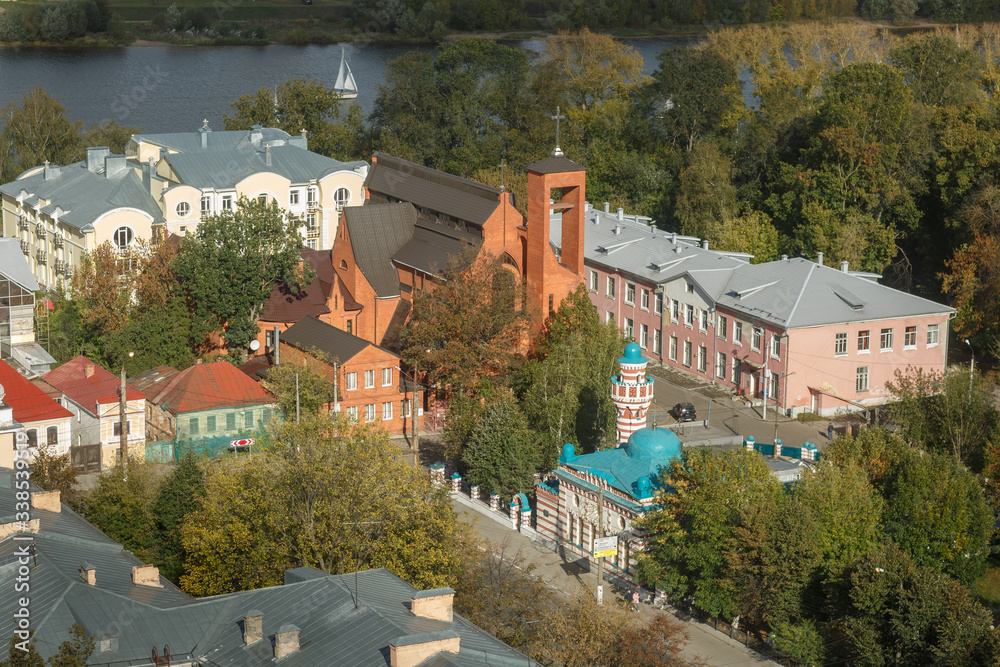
<box><xmin>0</xmin><ymin>37</ymin><xmax>706</xmax><ymax>133</ymax></box>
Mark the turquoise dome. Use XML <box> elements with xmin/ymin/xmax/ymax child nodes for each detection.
<box><xmin>617</xmin><ymin>342</ymin><xmax>648</xmax><ymax>365</ymax></box>
<box><xmin>625</xmin><ymin>426</ymin><xmax>681</xmax><ymax>461</ymax></box>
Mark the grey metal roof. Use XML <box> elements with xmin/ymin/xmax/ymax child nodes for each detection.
<box><xmin>365</xmin><ymin>153</ymin><xmax>500</xmax><ymax>226</ymax></box>
<box><xmin>527</xmin><ymin>155</ymin><xmax>585</xmax><ymax>174</ymax></box>
<box><xmin>714</xmin><ymin>258</ymin><xmax>954</xmax><ymax>328</ymax></box>
<box><xmin>130</xmin><ymin>127</ymin><xmax>294</xmax><ymax>153</ymax></box>
<box><xmin>281</xmin><ymin>315</ymin><xmax>379</xmax><ymax>364</ymax></box>
<box><xmin>0</xmin><ymin>237</ymin><xmax>39</xmax><ymax>290</ymax></box>
<box><xmin>342</xmin><ymin>203</ymin><xmax>417</xmax><ymax>298</ymax></box>
<box><xmin>0</xmin><ymin>160</ymin><xmax>163</xmax><ymax>230</ymax></box>
<box><xmin>164</xmin><ymin>145</ymin><xmax>366</xmax><ymax>190</ymax></box>
<box><xmin>0</xmin><ymin>471</ymin><xmax>537</xmax><ymax>667</ymax></box>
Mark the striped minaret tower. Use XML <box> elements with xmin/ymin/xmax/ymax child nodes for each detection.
<box><xmin>611</xmin><ymin>342</ymin><xmax>654</xmax><ymax>446</ymax></box>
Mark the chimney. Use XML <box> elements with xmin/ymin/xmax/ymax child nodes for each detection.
<box><xmin>142</xmin><ymin>160</ymin><xmax>152</xmax><ymax>189</ymax></box>
<box><xmin>274</xmin><ymin>624</ymin><xmax>300</xmax><ymax>659</ymax></box>
<box><xmin>390</xmin><ymin>631</ymin><xmax>460</xmax><ymax>667</ymax></box>
<box><xmin>817</xmin><ymin>251</ymin><xmax>824</xmax><ymax>266</ymax></box>
<box><xmin>80</xmin><ymin>563</ymin><xmax>96</xmax><ymax>586</ymax></box>
<box><xmin>104</xmin><ymin>154</ymin><xmax>127</xmax><ymax>178</ymax></box>
<box><xmin>840</xmin><ymin>260</ymin><xmax>849</xmax><ymax>273</ymax></box>
<box><xmin>273</xmin><ymin>326</ymin><xmax>280</xmax><ymax>365</ymax></box>
<box><xmin>265</xmin><ymin>145</ymin><xmax>272</xmax><ymax>167</ymax></box>
<box><xmin>617</xmin><ymin>207</ymin><xmax>624</xmax><ymax>221</ymax></box>
<box><xmin>250</xmin><ymin>124</ymin><xmax>263</xmax><ymax>145</ymax></box>
<box><xmin>781</xmin><ymin>254</ymin><xmax>788</xmax><ymax>260</ymax></box>
<box><xmin>132</xmin><ymin>564</ymin><xmax>163</xmax><ymax>588</ymax></box>
<box><xmin>410</xmin><ymin>588</ymin><xmax>455</xmax><ymax>622</ymax></box>
<box><xmin>43</xmin><ymin>161</ymin><xmax>60</xmax><ymax>180</ymax></box>
<box><xmin>242</xmin><ymin>610</ymin><xmax>263</xmax><ymax>645</ymax></box>
<box><xmin>195</xmin><ymin>358</ymin><xmax>203</xmax><ymax>365</ymax></box>
<box><xmin>31</xmin><ymin>490</ymin><xmax>61</xmax><ymax>513</ymax></box>
<box><xmin>86</xmin><ymin>147</ymin><xmax>110</xmax><ymax>173</ymax></box>
<box><xmin>701</xmin><ymin>239</ymin><xmax>709</xmax><ymax>250</ymax></box>
<box><xmin>603</xmin><ymin>202</ymin><xmax>610</xmax><ymax>213</ymax></box>
<box><xmin>85</xmin><ymin>363</ymin><xmax>95</xmax><ymax>378</ymax></box>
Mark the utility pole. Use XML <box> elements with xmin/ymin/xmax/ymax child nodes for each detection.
<box><xmin>411</xmin><ymin>357</ymin><xmax>419</xmax><ymax>469</ymax></box>
<box><xmin>119</xmin><ymin>351</ymin><xmax>133</xmax><ymax>474</ymax></box>
<box><xmin>295</xmin><ymin>372</ymin><xmax>300</xmax><ymax>423</ymax></box>
<box><xmin>596</xmin><ymin>487</ymin><xmax>604</xmax><ymax>605</ymax></box>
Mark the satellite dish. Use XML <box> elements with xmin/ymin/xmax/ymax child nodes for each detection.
<box><xmin>249</xmin><ymin>340</ymin><xmax>260</xmax><ymax>351</ymax></box>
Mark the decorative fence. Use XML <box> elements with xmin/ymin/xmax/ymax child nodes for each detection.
<box><xmin>144</xmin><ymin>433</ymin><xmax>260</xmax><ymax>463</ymax></box>
<box><xmin>744</xmin><ymin>436</ymin><xmax>821</xmax><ymax>462</ymax></box>
<box><xmin>429</xmin><ymin>463</ymin><xmax>530</xmax><ymax>531</ymax></box>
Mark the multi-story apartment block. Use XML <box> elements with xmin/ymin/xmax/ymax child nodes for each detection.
<box><xmin>0</xmin><ymin>123</ymin><xmax>368</xmax><ymax>291</ymax></box>
<box><xmin>553</xmin><ymin>206</ymin><xmax>954</xmax><ymax>417</ymax></box>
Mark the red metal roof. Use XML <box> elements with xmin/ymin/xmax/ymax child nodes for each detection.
<box><xmin>0</xmin><ymin>360</ymin><xmax>72</xmax><ymax>424</ymax></box>
<box><xmin>42</xmin><ymin>355</ymin><xmax>145</xmax><ymax>415</ymax></box>
<box><xmin>147</xmin><ymin>361</ymin><xmax>274</xmax><ymax>414</ymax></box>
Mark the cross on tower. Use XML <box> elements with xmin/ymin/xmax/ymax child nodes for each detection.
<box><xmin>548</xmin><ymin>106</ymin><xmax>566</xmax><ymax>158</ymax></box>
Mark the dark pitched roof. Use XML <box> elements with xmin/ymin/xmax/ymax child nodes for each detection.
<box><xmin>527</xmin><ymin>155</ymin><xmax>585</xmax><ymax>175</ymax></box>
<box><xmin>130</xmin><ymin>365</ymin><xmax>182</xmax><ymax>394</ymax></box>
<box><xmin>239</xmin><ymin>354</ymin><xmax>273</xmax><ymax>380</ymax></box>
<box><xmin>281</xmin><ymin>315</ymin><xmax>385</xmax><ymax>364</ymax></box>
<box><xmin>0</xmin><ymin>471</ymin><xmax>538</xmax><ymax>667</ymax></box>
<box><xmin>392</xmin><ymin>220</ymin><xmax>481</xmax><ymax>276</ymax></box>
<box><xmin>341</xmin><ymin>203</ymin><xmax>417</xmax><ymax>298</ymax></box>
<box><xmin>379</xmin><ymin>299</ymin><xmax>412</xmax><ymax>353</ymax></box>
<box><xmin>261</xmin><ymin>249</ymin><xmax>335</xmax><ymax>322</ymax></box>
<box><xmin>366</xmin><ymin>153</ymin><xmax>501</xmax><ymax>226</ymax></box>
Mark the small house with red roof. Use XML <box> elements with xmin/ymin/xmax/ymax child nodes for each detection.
<box><xmin>0</xmin><ymin>359</ymin><xmax>72</xmax><ymax>464</ymax></box>
<box><xmin>135</xmin><ymin>360</ymin><xmax>279</xmax><ymax>442</ymax></box>
<box><xmin>41</xmin><ymin>356</ymin><xmax>146</xmax><ymax>469</ymax></box>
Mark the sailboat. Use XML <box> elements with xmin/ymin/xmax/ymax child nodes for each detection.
<box><xmin>334</xmin><ymin>48</ymin><xmax>358</xmax><ymax>100</ymax></box>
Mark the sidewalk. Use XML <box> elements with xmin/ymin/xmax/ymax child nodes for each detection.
<box><xmin>453</xmin><ymin>500</ymin><xmax>782</xmax><ymax>667</ymax></box>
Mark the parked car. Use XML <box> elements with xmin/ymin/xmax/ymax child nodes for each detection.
<box><xmin>671</xmin><ymin>402</ymin><xmax>697</xmax><ymax>422</ymax></box>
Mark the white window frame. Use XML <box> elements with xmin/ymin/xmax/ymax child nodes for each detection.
<box><xmin>653</xmin><ymin>328</ymin><xmax>662</xmax><ymax>355</ymax></box>
<box><xmin>345</xmin><ymin>372</ymin><xmax>357</xmax><ymax>391</ymax></box>
<box><xmin>716</xmin><ymin>352</ymin><xmax>726</xmax><ymax>379</ymax></box>
<box><xmin>175</xmin><ymin>201</ymin><xmax>191</xmax><ymax>218</ymax></box>
<box><xmin>200</xmin><ymin>195</ymin><xmax>211</xmax><ymax>216</ymax></box>
<box><xmin>346</xmin><ymin>406</ymin><xmax>358</xmax><ymax>421</ymax></box>
<box><xmin>685</xmin><ymin>304</ymin><xmax>694</xmax><ymax>327</ymax></box>
<box><xmin>654</xmin><ymin>292</ymin><xmax>663</xmax><ymax>315</ymax></box>
<box><xmin>699</xmin><ymin>309</ymin><xmax>708</xmax><ymax>333</ymax></box>
<box><xmin>683</xmin><ymin>341</ymin><xmax>692</xmax><ymax>367</ymax></box>
<box><xmin>401</xmin><ymin>399</ymin><xmax>411</xmax><ymax>418</ymax></box>
<box><xmin>607</xmin><ymin>311</ymin><xmax>615</xmax><ymax>324</ymax></box>
<box><xmin>770</xmin><ymin>335</ymin><xmax>781</xmax><ymax>360</ymax></box>
<box><xmin>927</xmin><ymin>324</ymin><xmax>939</xmax><ymax>347</ymax></box>
<box><xmin>607</xmin><ymin>276</ymin><xmax>616</xmax><ymax>299</ymax></box>
<box><xmin>904</xmin><ymin>326</ymin><xmax>917</xmax><ymax>349</ymax></box>
<box><xmin>835</xmin><ymin>332</ymin><xmax>848</xmax><ymax>356</ymax></box>
<box><xmin>856</xmin><ymin>366</ymin><xmax>869</xmax><ymax>392</ymax></box>
<box><xmin>382</xmin><ymin>401</ymin><xmax>393</xmax><ymax>421</ymax></box>
<box><xmin>669</xmin><ymin>336</ymin><xmax>678</xmax><ymax>362</ymax></box>
<box><xmin>222</xmin><ymin>195</ymin><xmax>233</xmax><ymax>210</ymax></box>
<box><xmin>671</xmin><ymin>299</ymin><xmax>679</xmax><ymax>322</ymax></box>
<box><xmin>880</xmin><ymin>328</ymin><xmax>893</xmax><ymax>352</ymax></box>
<box><xmin>364</xmin><ymin>369</ymin><xmax>375</xmax><ymax>389</ymax></box>
<box><xmin>697</xmin><ymin>345</ymin><xmax>707</xmax><ymax>373</ymax></box>
<box><xmin>752</xmin><ymin>327</ymin><xmax>762</xmax><ymax>352</ymax></box>
<box><xmin>734</xmin><ymin>321</ymin><xmax>743</xmax><ymax>346</ymax></box>
<box><xmin>625</xmin><ymin>282</ymin><xmax>636</xmax><ymax>305</ymax></box>
<box><xmin>289</xmin><ymin>189</ymin><xmax>300</xmax><ymax>205</ymax></box>
<box><xmin>382</xmin><ymin>368</ymin><xmax>392</xmax><ymax>387</ymax></box>
<box><xmin>641</xmin><ymin>288</ymin><xmax>649</xmax><ymax>311</ymax></box>
<box><xmin>365</xmin><ymin>403</ymin><xmax>376</xmax><ymax>422</ymax></box>
<box><xmin>624</xmin><ymin>317</ymin><xmax>634</xmax><ymax>340</ymax></box>
<box><xmin>858</xmin><ymin>330</ymin><xmax>871</xmax><ymax>353</ymax></box>
<box><xmin>590</xmin><ymin>270</ymin><xmax>598</xmax><ymax>292</ymax></box>
<box><xmin>640</xmin><ymin>323</ymin><xmax>648</xmax><ymax>349</ymax></box>
<box><xmin>334</xmin><ymin>187</ymin><xmax>351</xmax><ymax>210</ymax></box>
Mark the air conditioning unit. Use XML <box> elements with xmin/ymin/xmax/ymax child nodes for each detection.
<box><xmin>36</xmin><ymin>249</ymin><xmax>47</xmax><ymax>263</ymax></box>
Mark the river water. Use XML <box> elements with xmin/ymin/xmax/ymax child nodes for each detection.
<box><xmin>0</xmin><ymin>37</ymin><xmax>704</xmax><ymax>133</ymax></box>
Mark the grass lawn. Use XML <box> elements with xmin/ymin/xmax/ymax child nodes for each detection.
<box><xmin>973</xmin><ymin>567</ymin><xmax>1000</xmax><ymax>606</ymax></box>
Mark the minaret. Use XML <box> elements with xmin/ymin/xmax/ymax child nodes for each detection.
<box><xmin>611</xmin><ymin>343</ymin><xmax>654</xmax><ymax>446</ymax></box>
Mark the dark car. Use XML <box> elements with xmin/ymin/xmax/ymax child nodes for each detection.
<box><xmin>671</xmin><ymin>402</ymin><xmax>697</xmax><ymax>422</ymax></box>
<box><xmin>301</xmin><ymin>0</ymin><xmax>312</xmax><ymax>4</ymax></box>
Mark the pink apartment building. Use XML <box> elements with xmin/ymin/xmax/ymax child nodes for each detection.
<box><xmin>552</xmin><ymin>207</ymin><xmax>953</xmax><ymax>417</ymax></box>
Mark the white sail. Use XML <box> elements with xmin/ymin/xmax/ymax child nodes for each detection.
<box><xmin>334</xmin><ymin>48</ymin><xmax>359</xmax><ymax>99</ymax></box>
<box><xmin>343</xmin><ymin>61</ymin><xmax>357</xmax><ymax>94</ymax></box>
<box><xmin>335</xmin><ymin>50</ymin><xmax>348</xmax><ymax>90</ymax></box>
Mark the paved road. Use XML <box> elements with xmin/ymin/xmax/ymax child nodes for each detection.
<box><xmin>455</xmin><ymin>503</ymin><xmax>782</xmax><ymax>667</ymax></box>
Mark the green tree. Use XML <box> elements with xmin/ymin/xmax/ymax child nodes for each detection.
<box><xmin>0</xmin><ymin>632</ymin><xmax>43</xmax><ymax>667</ymax></box>
<box><xmin>673</xmin><ymin>142</ymin><xmax>739</xmax><ymax>239</ymax></box>
<box><xmin>0</xmin><ymin>88</ymin><xmax>83</xmax><ymax>183</ymax></box>
<box><xmin>645</xmin><ymin>45</ymin><xmax>743</xmax><ymax>152</ymax></box>
<box><xmin>47</xmin><ymin>625</ymin><xmax>94</xmax><ymax>667</ymax></box>
<box><xmin>886</xmin><ymin>366</ymin><xmax>999</xmax><ymax>466</ymax></box>
<box><xmin>28</xmin><ymin>450</ymin><xmax>80</xmax><ymax>508</ymax></box>
<box><xmin>521</xmin><ymin>284</ymin><xmax>622</xmax><ymax>458</ymax></box>
<box><xmin>82</xmin><ymin>120</ymin><xmax>140</xmax><ymax>155</ymax></box>
<box><xmin>636</xmin><ymin>448</ymin><xmax>782</xmax><ymax>619</ymax></box>
<box><xmin>261</xmin><ymin>350</ymin><xmax>333</xmax><ymax>417</ymax></box>
<box><xmin>462</xmin><ymin>390</ymin><xmax>538</xmax><ymax>497</ymax></box>
<box><xmin>224</xmin><ymin>78</ymin><xmax>366</xmax><ymax>161</ymax></box>
<box><xmin>76</xmin><ymin>460</ymin><xmax>160</xmax><ymax>565</ymax></box>
<box><xmin>882</xmin><ymin>450</ymin><xmax>992</xmax><ymax>584</ymax></box>
<box><xmin>151</xmin><ymin>453</ymin><xmax>205</xmax><ymax>583</ymax></box>
<box><xmin>771</xmin><ymin>619</ymin><xmax>826</xmax><ymax>667</ymax></box>
<box><xmin>890</xmin><ymin>33</ymin><xmax>982</xmax><ymax>108</ymax></box>
<box><xmin>401</xmin><ymin>249</ymin><xmax>528</xmax><ymax>394</ymax></box>
<box><xmin>824</xmin><ymin>427</ymin><xmax>909</xmax><ymax>492</ymax></box>
<box><xmin>173</xmin><ymin>196</ymin><xmax>313</xmax><ymax>351</ymax></box>
<box><xmin>707</xmin><ymin>210</ymin><xmax>783</xmax><ymax>263</ymax></box>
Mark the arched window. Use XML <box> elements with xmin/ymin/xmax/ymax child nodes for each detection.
<box><xmin>175</xmin><ymin>201</ymin><xmax>191</xmax><ymax>218</ymax></box>
<box><xmin>340</xmin><ymin>259</ymin><xmax>348</xmax><ymax>270</ymax></box>
<box><xmin>113</xmin><ymin>226</ymin><xmax>134</xmax><ymax>251</ymax></box>
<box><xmin>47</xmin><ymin>426</ymin><xmax>59</xmax><ymax>446</ymax></box>
<box><xmin>334</xmin><ymin>187</ymin><xmax>351</xmax><ymax>211</ymax></box>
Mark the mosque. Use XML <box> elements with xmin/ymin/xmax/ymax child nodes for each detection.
<box><xmin>535</xmin><ymin>342</ymin><xmax>679</xmax><ymax>583</ymax></box>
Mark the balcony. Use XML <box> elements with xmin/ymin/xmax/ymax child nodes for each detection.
<box><xmin>36</xmin><ymin>249</ymin><xmax>47</xmax><ymax>263</ymax></box>
<box><xmin>35</xmin><ymin>224</ymin><xmax>47</xmax><ymax>239</ymax></box>
<box><xmin>19</xmin><ymin>240</ymin><xmax>29</xmax><ymax>254</ymax></box>
<box><xmin>64</xmin><ymin>265</ymin><xmax>74</xmax><ymax>279</ymax></box>
<box><xmin>54</xmin><ymin>260</ymin><xmax>66</xmax><ymax>273</ymax></box>
<box><xmin>16</xmin><ymin>218</ymin><xmax>29</xmax><ymax>232</ymax></box>
<box><xmin>53</xmin><ymin>236</ymin><xmax>64</xmax><ymax>249</ymax></box>
<box><xmin>306</xmin><ymin>199</ymin><xmax>320</xmax><ymax>211</ymax></box>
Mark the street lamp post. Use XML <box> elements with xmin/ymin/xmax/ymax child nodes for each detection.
<box><xmin>965</xmin><ymin>339</ymin><xmax>975</xmax><ymax>391</ymax></box>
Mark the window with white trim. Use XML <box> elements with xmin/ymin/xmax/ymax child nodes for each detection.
<box><xmin>334</xmin><ymin>187</ymin><xmax>351</xmax><ymax>210</ymax></box>
<box><xmin>641</xmin><ymin>289</ymin><xmax>649</xmax><ymax>311</ymax></box>
<box><xmin>590</xmin><ymin>270</ymin><xmax>598</xmax><ymax>292</ymax></box>
<box><xmin>904</xmin><ymin>326</ymin><xmax>917</xmax><ymax>348</ymax></box>
<box><xmin>175</xmin><ymin>202</ymin><xmax>190</xmax><ymax>218</ymax></box>
<box><xmin>770</xmin><ymin>373</ymin><xmax>780</xmax><ymax>401</ymax></box>
<box><xmin>607</xmin><ymin>311</ymin><xmax>614</xmax><ymax>324</ymax></box>
<box><xmin>654</xmin><ymin>292</ymin><xmax>663</xmax><ymax>315</ymax></box>
<box><xmin>717</xmin><ymin>314</ymin><xmax>728</xmax><ymax>339</ymax></box>
<box><xmin>222</xmin><ymin>195</ymin><xmax>233</xmax><ymax>210</ymax></box>
<box><xmin>382</xmin><ymin>401</ymin><xmax>393</xmax><ymax>420</ymax></box>
<box><xmin>717</xmin><ymin>352</ymin><xmax>726</xmax><ymax>379</ymax></box>
<box><xmin>771</xmin><ymin>335</ymin><xmax>781</xmax><ymax>359</ymax></box>
<box><xmin>685</xmin><ymin>304</ymin><xmax>694</xmax><ymax>327</ymax></box>
<box><xmin>200</xmin><ymin>195</ymin><xmax>211</xmax><ymax>216</ymax></box>
<box><xmin>671</xmin><ymin>299</ymin><xmax>679</xmax><ymax>322</ymax></box>
<box><xmin>307</xmin><ymin>187</ymin><xmax>318</xmax><ymax>206</ymax></box>
<box><xmin>113</xmin><ymin>226</ymin><xmax>134</xmax><ymax>252</ymax></box>
<box><xmin>752</xmin><ymin>327</ymin><xmax>762</xmax><ymax>351</ymax></box>
<box><xmin>653</xmin><ymin>329</ymin><xmax>662</xmax><ymax>355</ymax></box>
<box><xmin>401</xmin><ymin>399</ymin><xmax>411</xmax><ymax>418</ymax></box>
<box><xmin>856</xmin><ymin>366</ymin><xmax>869</xmax><ymax>392</ymax></box>
<box><xmin>669</xmin><ymin>336</ymin><xmax>677</xmax><ymax>361</ymax></box>
<box><xmin>347</xmin><ymin>406</ymin><xmax>358</xmax><ymax>421</ymax></box>
<box><xmin>697</xmin><ymin>345</ymin><xmax>707</xmax><ymax>372</ymax></box>
<box><xmin>625</xmin><ymin>283</ymin><xmax>635</xmax><ymax>305</ymax></box>
<box><xmin>364</xmin><ymin>370</ymin><xmax>375</xmax><ymax>388</ymax></box>
<box><xmin>345</xmin><ymin>372</ymin><xmax>357</xmax><ymax>391</ymax></box>
<box><xmin>624</xmin><ymin>317</ymin><xmax>634</xmax><ymax>340</ymax></box>
<box><xmin>365</xmin><ymin>403</ymin><xmax>376</xmax><ymax>422</ymax></box>
<box><xmin>290</xmin><ymin>189</ymin><xmax>300</xmax><ymax>205</ymax></box>
<box><xmin>927</xmin><ymin>324</ymin><xmax>939</xmax><ymax>346</ymax></box>
<box><xmin>734</xmin><ymin>321</ymin><xmax>743</xmax><ymax>345</ymax></box>
<box><xmin>699</xmin><ymin>309</ymin><xmax>708</xmax><ymax>332</ymax></box>
<box><xmin>835</xmin><ymin>332</ymin><xmax>847</xmax><ymax>356</ymax></box>
<box><xmin>858</xmin><ymin>330</ymin><xmax>870</xmax><ymax>352</ymax></box>
<box><xmin>382</xmin><ymin>368</ymin><xmax>392</xmax><ymax>386</ymax></box>
<box><xmin>683</xmin><ymin>341</ymin><xmax>692</xmax><ymax>367</ymax></box>
<box><xmin>606</xmin><ymin>276</ymin><xmax>616</xmax><ymax>298</ymax></box>
<box><xmin>640</xmin><ymin>323</ymin><xmax>648</xmax><ymax>348</ymax></box>
<box><xmin>880</xmin><ymin>328</ymin><xmax>893</xmax><ymax>351</ymax></box>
